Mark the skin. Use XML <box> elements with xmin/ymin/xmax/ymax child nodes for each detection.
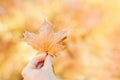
<box><xmin>22</xmin><ymin>53</ymin><xmax>57</xmax><ymax>80</ymax></box>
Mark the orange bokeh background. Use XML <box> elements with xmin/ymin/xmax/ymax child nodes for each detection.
<box><xmin>0</xmin><ymin>0</ymin><xmax>120</xmax><ymax>80</ymax></box>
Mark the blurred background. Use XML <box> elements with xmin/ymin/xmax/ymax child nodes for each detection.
<box><xmin>0</xmin><ymin>0</ymin><xmax>120</xmax><ymax>80</ymax></box>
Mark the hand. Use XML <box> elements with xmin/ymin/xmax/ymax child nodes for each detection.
<box><xmin>22</xmin><ymin>53</ymin><xmax>57</xmax><ymax>80</ymax></box>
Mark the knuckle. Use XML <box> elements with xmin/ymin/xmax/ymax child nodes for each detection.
<box><xmin>22</xmin><ymin>68</ymin><xmax>28</xmax><ymax>76</ymax></box>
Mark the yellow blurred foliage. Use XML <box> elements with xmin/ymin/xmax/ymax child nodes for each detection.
<box><xmin>0</xmin><ymin>0</ymin><xmax>120</xmax><ymax>80</ymax></box>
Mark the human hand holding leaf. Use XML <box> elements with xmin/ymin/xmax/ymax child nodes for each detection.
<box><xmin>23</xmin><ymin>20</ymin><xmax>67</xmax><ymax>56</ymax></box>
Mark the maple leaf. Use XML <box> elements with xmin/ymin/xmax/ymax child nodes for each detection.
<box><xmin>23</xmin><ymin>20</ymin><xmax>67</xmax><ymax>56</ymax></box>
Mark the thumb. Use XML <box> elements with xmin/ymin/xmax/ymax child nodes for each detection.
<box><xmin>42</xmin><ymin>54</ymin><xmax>53</xmax><ymax>70</ymax></box>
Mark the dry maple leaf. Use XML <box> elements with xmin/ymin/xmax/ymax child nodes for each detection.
<box><xmin>23</xmin><ymin>20</ymin><xmax>67</xmax><ymax>56</ymax></box>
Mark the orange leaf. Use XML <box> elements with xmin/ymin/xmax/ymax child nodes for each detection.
<box><xmin>23</xmin><ymin>20</ymin><xmax>67</xmax><ymax>56</ymax></box>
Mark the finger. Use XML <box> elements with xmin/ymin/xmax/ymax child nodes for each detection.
<box><xmin>42</xmin><ymin>54</ymin><xmax>53</xmax><ymax>70</ymax></box>
<box><xmin>27</xmin><ymin>53</ymin><xmax>47</xmax><ymax>69</ymax></box>
<box><xmin>36</xmin><ymin>62</ymin><xmax>44</xmax><ymax>69</ymax></box>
